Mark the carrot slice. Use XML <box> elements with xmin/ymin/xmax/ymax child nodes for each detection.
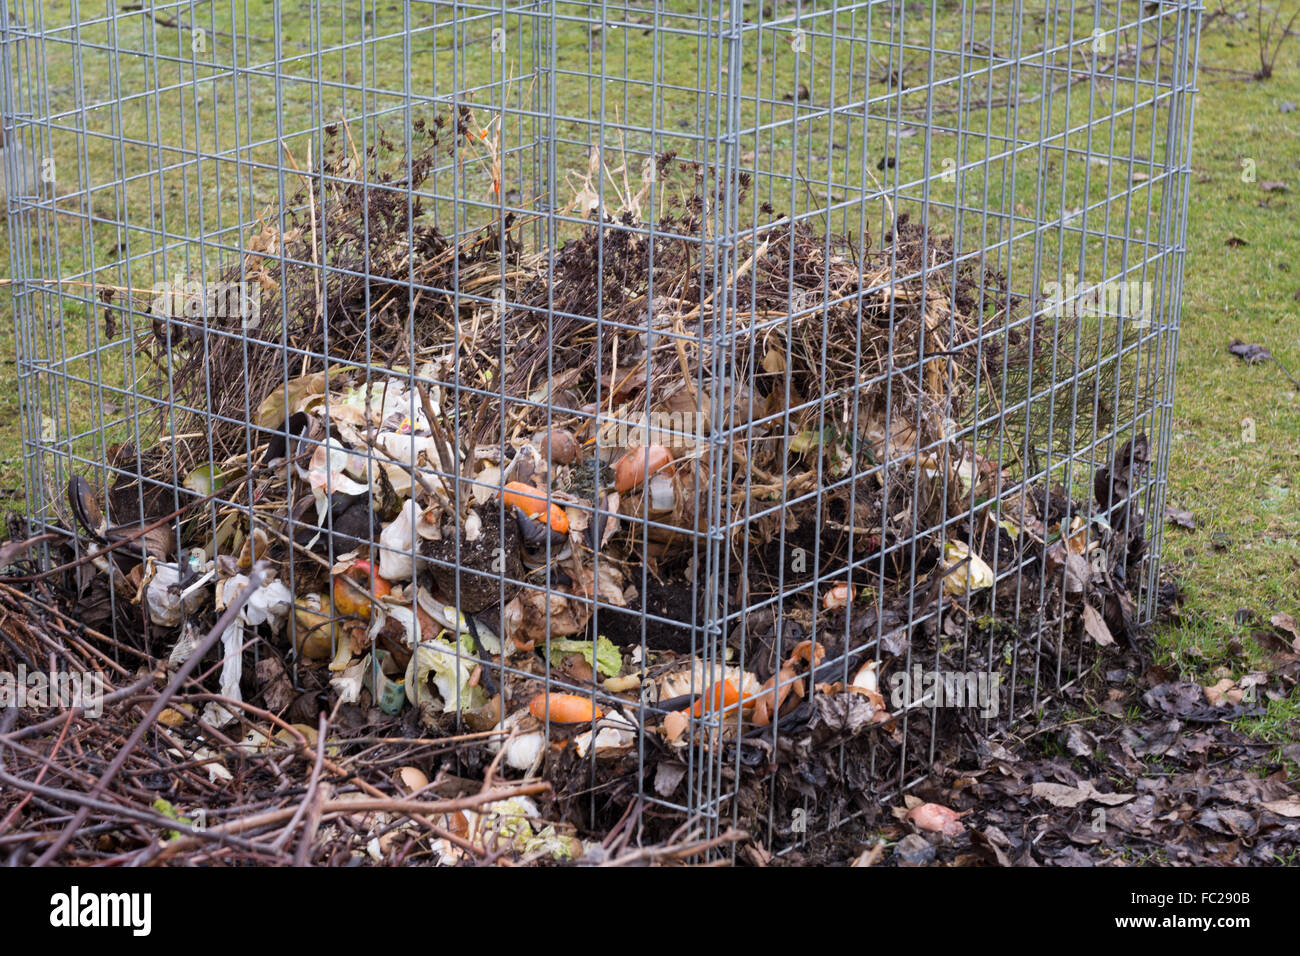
<box><xmin>503</xmin><ymin>481</ymin><xmax>570</xmax><ymax>534</ymax></box>
<box><xmin>689</xmin><ymin>679</ymin><xmax>755</xmax><ymax>716</ymax></box>
<box><xmin>528</xmin><ymin>693</ymin><xmax>601</xmax><ymax>723</ymax></box>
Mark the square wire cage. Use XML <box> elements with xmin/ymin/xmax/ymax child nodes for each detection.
<box><xmin>3</xmin><ymin>0</ymin><xmax>1199</xmax><ymax>854</ymax></box>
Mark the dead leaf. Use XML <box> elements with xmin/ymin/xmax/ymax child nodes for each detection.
<box><xmin>256</xmin><ymin>657</ymin><xmax>296</xmax><ymax>713</ymax></box>
<box><xmin>1031</xmin><ymin>781</ymin><xmax>1134</xmax><ymax>808</ymax></box>
<box><xmin>761</xmin><ymin>345</ymin><xmax>786</xmax><ymax>374</ymax></box>
<box><xmin>1203</xmin><ymin>678</ymin><xmax>1242</xmax><ymax>707</ymax></box>
<box><xmin>1144</xmin><ymin>681</ymin><xmax>1237</xmax><ymax>721</ymax></box>
<box><xmin>1082</xmin><ymin>604</ymin><xmax>1115</xmax><ymax>647</ymax></box>
<box><xmin>1228</xmin><ymin>339</ymin><xmax>1272</xmax><ymax>364</ymax></box>
<box><xmin>851</xmin><ymin>841</ymin><xmax>888</xmax><ymax>867</ymax></box>
<box><xmin>653</xmin><ymin>760</ymin><xmax>687</xmax><ymax>797</ymax></box>
<box><xmin>893</xmin><ymin>833</ymin><xmax>937</xmax><ymax>866</ymax></box>
<box><xmin>1262</xmin><ymin>797</ymin><xmax>1300</xmax><ymax>818</ymax></box>
<box><xmin>1270</xmin><ymin>611</ymin><xmax>1300</xmax><ymax>651</ymax></box>
<box><xmin>1062</xmin><ymin>725</ymin><xmax>1098</xmax><ymax>759</ymax></box>
<box><xmin>503</xmin><ymin>589</ymin><xmax>589</xmax><ymax>645</ymax></box>
<box><xmin>255</xmin><ymin>371</ymin><xmax>328</xmax><ymax>429</ymax></box>
<box><xmin>971</xmin><ymin>827</ymin><xmax>1013</xmax><ymax>866</ymax></box>
<box><xmin>1030</xmin><ymin>782</ymin><xmax>1090</xmax><ymax>808</ymax></box>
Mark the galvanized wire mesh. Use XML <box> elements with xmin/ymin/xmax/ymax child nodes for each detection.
<box><xmin>3</xmin><ymin>0</ymin><xmax>1199</xmax><ymax>854</ymax></box>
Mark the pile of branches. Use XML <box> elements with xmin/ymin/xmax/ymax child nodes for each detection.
<box><xmin>0</xmin><ymin>568</ymin><xmax>751</xmax><ymax>865</ymax></box>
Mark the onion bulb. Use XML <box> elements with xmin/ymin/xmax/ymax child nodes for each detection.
<box><xmin>293</xmin><ymin>593</ymin><xmax>338</xmax><ymax>660</ymax></box>
<box><xmin>532</xmin><ymin>428</ymin><xmax>580</xmax><ymax>466</ymax></box>
<box><xmin>614</xmin><ymin>444</ymin><xmax>672</xmax><ymax>493</ymax></box>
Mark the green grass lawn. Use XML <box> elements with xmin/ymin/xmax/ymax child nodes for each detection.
<box><xmin>0</xmin><ymin>3</ymin><xmax>1296</xmax><ymax>747</ymax></box>
<box><xmin>1156</xmin><ymin>15</ymin><xmax>1300</xmax><ymax>748</ymax></box>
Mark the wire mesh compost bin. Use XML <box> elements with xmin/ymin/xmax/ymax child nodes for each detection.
<box><xmin>3</xmin><ymin>0</ymin><xmax>1198</xmax><ymax>857</ymax></box>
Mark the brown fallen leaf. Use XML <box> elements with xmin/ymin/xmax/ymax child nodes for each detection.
<box><xmin>504</xmin><ymin>589</ymin><xmax>589</xmax><ymax>645</ymax></box>
<box><xmin>971</xmin><ymin>827</ymin><xmax>1013</xmax><ymax>866</ymax></box>
<box><xmin>1031</xmin><ymin>781</ymin><xmax>1134</xmax><ymax>808</ymax></box>
<box><xmin>1082</xmin><ymin>603</ymin><xmax>1115</xmax><ymax>647</ymax></box>
<box><xmin>851</xmin><ymin>840</ymin><xmax>888</xmax><ymax>867</ymax></box>
<box><xmin>1261</xmin><ymin>797</ymin><xmax>1300</xmax><ymax>818</ymax></box>
<box><xmin>1270</xmin><ymin>611</ymin><xmax>1300</xmax><ymax>652</ymax></box>
<box><xmin>1203</xmin><ymin>677</ymin><xmax>1242</xmax><ymax>707</ymax></box>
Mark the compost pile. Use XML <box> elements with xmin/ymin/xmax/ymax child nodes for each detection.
<box><xmin>0</xmin><ymin>111</ymin><xmax>1158</xmax><ymax>862</ymax></box>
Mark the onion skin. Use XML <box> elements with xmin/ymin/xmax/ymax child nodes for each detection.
<box><xmin>752</xmin><ymin>641</ymin><xmax>823</xmax><ymax>725</ymax></box>
<box><xmin>503</xmin><ymin>481</ymin><xmax>570</xmax><ymax>534</ymax></box>
<box><xmin>528</xmin><ymin>693</ymin><xmax>602</xmax><ymax>723</ymax></box>
<box><xmin>751</xmin><ymin>664</ymin><xmax>797</xmax><ymax>727</ymax></box>
<box><xmin>613</xmin><ymin>444</ymin><xmax>672</xmax><ymax>493</ymax></box>
<box><xmin>532</xmin><ymin>428</ymin><xmax>580</xmax><ymax>466</ymax></box>
<box><xmin>906</xmin><ymin>802</ymin><xmax>969</xmax><ymax>835</ymax></box>
<box><xmin>663</xmin><ymin>710</ymin><xmax>689</xmax><ymax>743</ymax></box>
<box><xmin>822</xmin><ymin>584</ymin><xmax>855</xmax><ymax>611</ymax></box>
